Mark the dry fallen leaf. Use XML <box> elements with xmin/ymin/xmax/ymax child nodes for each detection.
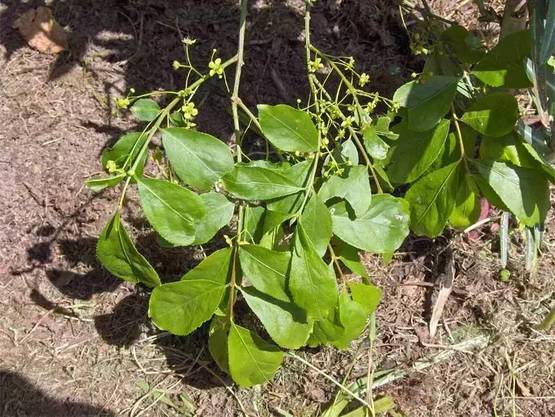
<box><xmin>13</xmin><ymin>6</ymin><xmax>68</xmax><ymax>54</ymax></box>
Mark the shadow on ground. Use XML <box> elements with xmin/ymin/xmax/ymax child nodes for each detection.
<box><xmin>0</xmin><ymin>371</ymin><xmax>115</xmax><ymax>417</ymax></box>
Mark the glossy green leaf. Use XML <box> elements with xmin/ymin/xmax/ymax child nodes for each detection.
<box><xmin>258</xmin><ymin>104</ymin><xmax>318</xmax><ymax>152</ymax></box>
<box><xmin>387</xmin><ymin>119</ymin><xmax>450</xmax><ymax>184</ymax></box>
<box><xmin>223</xmin><ymin>164</ymin><xmax>304</xmax><ymax>200</ymax></box>
<box><xmin>193</xmin><ymin>192</ymin><xmax>235</xmax><ymax>244</ymax></box>
<box><xmin>331</xmin><ymin>195</ymin><xmax>410</xmax><ymax>254</ymax></box>
<box><xmin>393</xmin><ymin>76</ymin><xmax>459</xmax><ymax>131</ymax></box>
<box><xmin>239</xmin><ymin>244</ymin><xmax>291</xmax><ymax>301</ymax></box>
<box><xmin>299</xmin><ymin>194</ymin><xmax>333</xmax><ymax>256</ymax></box>
<box><xmin>480</xmin><ymin>133</ymin><xmax>543</xmax><ymax>169</ymax></box>
<box><xmin>148</xmin><ymin>248</ymin><xmax>231</xmax><ymax>335</ymax></box>
<box><xmin>266</xmin><ymin>160</ymin><xmax>312</xmax><ymax>217</ymax></box>
<box><xmin>162</xmin><ymin>128</ymin><xmax>234</xmax><ymax>191</ymax></box>
<box><xmin>363</xmin><ymin>126</ymin><xmax>389</xmax><ymax>160</ymax></box>
<box><xmin>85</xmin><ymin>173</ymin><xmax>126</xmax><ymax>192</ymax></box>
<box><xmin>101</xmin><ymin>132</ymin><xmax>148</xmax><ymax>171</ymax></box>
<box><xmin>289</xmin><ymin>228</ymin><xmax>338</xmax><ymax>319</ymax></box>
<box><xmin>319</xmin><ymin>165</ymin><xmax>372</xmax><ymax>216</ymax></box>
<box><xmin>472</xmin><ymin>30</ymin><xmax>532</xmax><ymax>88</ymax></box>
<box><xmin>228</xmin><ymin>322</ymin><xmax>283</xmax><ymax>387</ymax></box>
<box><xmin>329</xmin><ymin>139</ymin><xmax>359</xmax><ymax>165</ymax></box>
<box><xmin>448</xmin><ymin>175</ymin><xmax>481</xmax><ymax>229</ymax></box>
<box><xmin>242</xmin><ymin>287</ymin><xmax>312</xmax><ymax>349</ymax></box>
<box><xmin>97</xmin><ymin>211</ymin><xmax>160</xmax><ymax>287</ymax></box>
<box><xmin>130</xmin><ymin>98</ymin><xmax>160</xmax><ymax>122</ymax></box>
<box><xmin>461</xmin><ymin>93</ymin><xmax>519</xmax><ymax>137</ymax></box>
<box><xmin>441</xmin><ymin>25</ymin><xmax>485</xmax><ymax>64</ymax></box>
<box><xmin>137</xmin><ymin>177</ymin><xmax>205</xmax><ymax>246</ymax></box>
<box><xmin>405</xmin><ymin>161</ymin><xmax>461</xmax><ymax>237</ymax></box>
<box><xmin>472</xmin><ymin>160</ymin><xmax>550</xmax><ymax>226</ymax></box>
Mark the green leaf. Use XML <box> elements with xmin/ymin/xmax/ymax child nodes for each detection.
<box><xmin>472</xmin><ymin>160</ymin><xmax>550</xmax><ymax>226</ymax></box>
<box><xmin>448</xmin><ymin>175</ymin><xmax>481</xmax><ymax>229</ymax></box>
<box><xmin>244</xmin><ymin>206</ymin><xmax>266</xmax><ymax>243</ymax></box>
<box><xmin>193</xmin><ymin>192</ymin><xmax>234</xmax><ymax>245</ymax></box>
<box><xmin>309</xmin><ymin>290</ymin><xmax>368</xmax><ymax>349</ymax></box>
<box><xmin>393</xmin><ymin>76</ymin><xmax>459</xmax><ymax>131</ymax></box>
<box><xmin>331</xmin><ymin>195</ymin><xmax>410</xmax><ymax>254</ymax></box>
<box><xmin>441</xmin><ymin>25</ymin><xmax>485</xmax><ymax>64</ymax></box>
<box><xmin>289</xmin><ymin>228</ymin><xmax>338</xmax><ymax>319</ymax></box>
<box><xmin>266</xmin><ymin>160</ymin><xmax>312</xmax><ymax>217</ymax></box>
<box><xmin>480</xmin><ymin>133</ymin><xmax>541</xmax><ymax>168</ymax></box>
<box><xmin>228</xmin><ymin>322</ymin><xmax>283</xmax><ymax>387</ymax></box>
<box><xmin>319</xmin><ymin>165</ymin><xmax>372</xmax><ymax>216</ymax></box>
<box><xmin>223</xmin><ymin>164</ymin><xmax>304</xmax><ymax>200</ymax></box>
<box><xmin>387</xmin><ymin>119</ymin><xmax>451</xmax><ymax>184</ymax></box>
<box><xmin>405</xmin><ymin>161</ymin><xmax>461</xmax><ymax>237</ymax></box>
<box><xmin>208</xmin><ymin>316</ymin><xmax>230</xmax><ymax>373</ymax></box>
<box><xmin>472</xmin><ymin>30</ymin><xmax>532</xmax><ymax>88</ymax></box>
<box><xmin>85</xmin><ymin>173</ymin><xmax>126</xmax><ymax>192</ymax></box>
<box><xmin>328</xmin><ymin>139</ymin><xmax>359</xmax><ymax>165</ymax></box>
<box><xmin>101</xmin><ymin>132</ymin><xmax>148</xmax><ymax>172</ymax></box>
<box><xmin>363</xmin><ymin>126</ymin><xmax>390</xmax><ymax>160</ymax></box>
<box><xmin>257</xmin><ymin>104</ymin><xmax>318</xmax><ymax>152</ymax></box>
<box><xmin>333</xmin><ymin>241</ymin><xmax>368</xmax><ymax>279</ymax></box>
<box><xmin>242</xmin><ymin>287</ymin><xmax>313</xmax><ymax>349</ymax></box>
<box><xmin>137</xmin><ymin>177</ymin><xmax>205</xmax><ymax>246</ymax></box>
<box><xmin>239</xmin><ymin>245</ymin><xmax>291</xmax><ymax>301</ymax></box>
<box><xmin>299</xmin><ymin>194</ymin><xmax>333</xmax><ymax>256</ymax></box>
<box><xmin>349</xmin><ymin>282</ymin><xmax>381</xmax><ymax>315</ymax></box>
<box><xmin>148</xmin><ymin>248</ymin><xmax>231</xmax><ymax>336</ymax></box>
<box><xmin>130</xmin><ymin>98</ymin><xmax>161</xmax><ymax>122</ymax></box>
<box><xmin>162</xmin><ymin>128</ymin><xmax>234</xmax><ymax>191</ymax></box>
<box><xmin>461</xmin><ymin>93</ymin><xmax>519</xmax><ymax>137</ymax></box>
<box><xmin>97</xmin><ymin>211</ymin><xmax>160</xmax><ymax>287</ymax></box>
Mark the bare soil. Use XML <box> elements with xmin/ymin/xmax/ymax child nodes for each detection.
<box><xmin>0</xmin><ymin>1</ymin><xmax>553</xmax><ymax>416</ymax></box>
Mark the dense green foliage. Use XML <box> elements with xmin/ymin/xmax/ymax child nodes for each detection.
<box><xmin>86</xmin><ymin>1</ymin><xmax>554</xmax><ymax>387</ymax></box>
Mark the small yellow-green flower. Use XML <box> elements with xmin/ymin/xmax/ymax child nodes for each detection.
<box><xmin>106</xmin><ymin>160</ymin><xmax>118</xmax><ymax>173</ymax></box>
<box><xmin>115</xmin><ymin>97</ymin><xmax>130</xmax><ymax>109</ymax></box>
<box><xmin>308</xmin><ymin>57</ymin><xmax>323</xmax><ymax>73</ymax></box>
<box><xmin>182</xmin><ymin>101</ymin><xmax>199</xmax><ymax>120</ymax></box>
<box><xmin>209</xmin><ymin>58</ymin><xmax>224</xmax><ymax>78</ymax></box>
<box><xmin>172</xmin><ymin>60</ymin><xmax>182</xmax><ymax>70</ymax></box>
<box><xmin>182</xmin><ymin>37</ymin><xmax>197</xmax><ymax>45</ymax></box>
<box><xmin>359</xmin><ymin>72</ymin><xmax>370</xmax><ymax>87</ymax></box>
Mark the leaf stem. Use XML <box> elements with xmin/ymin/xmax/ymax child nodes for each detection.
<box><xmin>451</xmin><ymin>105</ymin><xmax>470</xmax><ymax>172</ymax></box>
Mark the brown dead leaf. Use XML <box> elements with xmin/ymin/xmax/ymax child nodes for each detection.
<box><xmin>13</xmin><ymin>7</ymin><xmax>68</xmax><ymax>54</ymax></box>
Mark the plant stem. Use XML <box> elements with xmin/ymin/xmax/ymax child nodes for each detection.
<box><xmin>227</xmin><ymin>0</ymin><xmax>249</xmax><ymax>321</ymax></box>
<box><xmin>232</xmin><ymin>0</ymin><xmax>248</xmax><ymax>241</ymax></box>
<box><xmin>451</xmin><ymin>105</ymin><xmax>470</xmax><ymax>172</ymax></box>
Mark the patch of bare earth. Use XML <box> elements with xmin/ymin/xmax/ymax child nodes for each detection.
<box><xmin>0</xmin><ymin>1</ymin><xmax>553</xmax><ymax>416</ymax></box>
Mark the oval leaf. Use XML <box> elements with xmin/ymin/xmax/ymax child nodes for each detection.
<box><xmin>228</xmin><ymin>322</ymin><xmax>284</xmax><ymax>387</ymax></box>
<box><xmin>96</xmin><ymin>211</ymin><xmax>160</xmax><ymax>287</ymax></box>
<box><xmin>472</xmin><ymin>160</ymin><xmax>550</xmax><ymax>226</ymax></box>
<box><xmin>299</xmin><ymin>194</ymin><xmax>333</xmax><ymax>257</ymax></box>
<box><xmin>405</xmin><ymin>161</ymin><xmax>461</xmax><ymax>237</ymax></box>
<box><xmin>289</xmin><ymin>228</ymin><xmax>338</xmax><ymax>319</ymax></box>
<box><xmin>393</xmin><ymin>76</ymin><xmax>459</xmax><ymax>131</ymax></box>
<box><xmin>162</xmin><ymin>128</ymin><xmax>234</xmax><ymax>191</ymax></box>
<box><xmin>242</xmin><ymin>287</ymin><xmax>313</xmax><ymax>349</ymax></box>
<box><xmin>223</xmin><ymin>164</ymin><xmax>304</xmax><ymax>200</ymax></box>
<box><xmin>148</xmin><ymin>248</ymin><xmax>232</xmax><ymax>335</ymax></box>
<box><xmin>387</xmin><ymin>119</ymin><xmax>451</xmax><ymax>184</ymax></box>
<box><xmin>193</xmin><ymin>192</ymin><xmax>235</xmax><ymax>245</ymax></box>
<box><xmin>318</xmin><ymin>165</ymin><xmax>372</xmax><ymax>216</ymax></box>
<box><xmin>472</xmin><ymin>30</ymin><xmax>532</xmax><ymax>88</ymax></box>
<box><xmin>137</xmin><ymin>177</ymin><xmax>205</xmax><ymax>246</ymax></box>
<box><xmin>130</xmin><ymin>98</ymin><xmax>160</xmax><ymax>122</ymax></box>
<box><xmin>331</xmin><ymin>195</ymin><xmax>410</xmax><ymax>253</ymax></box>
<box><xmin>258</xmin><ymin>104</ymin><xmax>318</xmax><ymax>152</ymax></box>
<box><xmin>461</xmin><ymin>93</ymin><xmax>519</xmax><ymax>137</ymax></box>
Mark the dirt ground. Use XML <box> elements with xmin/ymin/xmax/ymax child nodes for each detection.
<box><xmin>0</xmin><ymin>1</ymin><xmax>553</xmax><ymax>416</ymax></box>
